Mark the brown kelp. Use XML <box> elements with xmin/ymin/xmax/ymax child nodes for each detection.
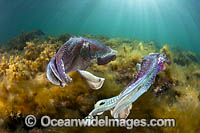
<box><xmin>0</xmin><ymin>31</ymin><xmax>200</xmax><ymax>132</ymax></box>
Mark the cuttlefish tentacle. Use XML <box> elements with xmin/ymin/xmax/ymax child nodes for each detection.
<box><xmin>86</xmin><ymin>53</ymin><xmax>170</xmax><ymax>119</ymax></box>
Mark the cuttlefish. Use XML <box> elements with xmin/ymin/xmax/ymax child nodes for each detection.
<box><xmin>46</xmin><ymin>36</ymin><xmax>117</xmax><ymax>89</ymax></box>
<box><xmin>86</xmin><ymin>53</ymin><xmax>170</xmax><ymax>119</ymax></box>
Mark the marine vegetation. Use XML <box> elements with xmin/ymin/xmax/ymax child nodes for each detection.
<box><xmin>0</xmin><ymin>31</ymin><xmax>200</xmax><ymax>133</ymax></box>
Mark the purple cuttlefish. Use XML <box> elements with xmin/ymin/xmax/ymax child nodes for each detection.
<box><xmin>86</xmin><ymin>53</ymin><xmax>171</xmax><ymax>119</ymax></box>
<box><xmin>46</xmin><ymin>36</ymin><xmax>117</xmax><ymax>89</ymax></box>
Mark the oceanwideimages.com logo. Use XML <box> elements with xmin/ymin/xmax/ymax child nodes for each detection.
<box><xmin>25</xmin><ymin>115</ymin><xmax>175</xmax><ymax>129</ymax></box>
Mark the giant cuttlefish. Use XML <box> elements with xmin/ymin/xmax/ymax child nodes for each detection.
<box><xmin>86</xmin><ymin>53</ymin><xmax>170</xmax><ymax>119</ymax></box>
<box><xmin>46</xmin><ymin>36</ymin><xmax>117</xmax><ymax>89</ymax></box>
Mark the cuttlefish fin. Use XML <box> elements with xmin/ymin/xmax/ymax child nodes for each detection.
<box><xmin>111</xmin><ymin>104</ymin><xmax>132</xmax><ymax>119</ymax></box>
<box><xmin>77</xmin><ymin>70</ymin><xmax>105</xmax><ymax>90</ymax></box>
<box><xmin>136</xmin><ymin>63</ymin><xmax>141</xmax><ymax>72</ymax></box>
<box><xmin>119</xmin><ymin>104</ymin><xmax>132</xmax><ymax>119</ymax></box>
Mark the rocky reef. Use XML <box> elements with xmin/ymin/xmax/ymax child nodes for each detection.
<box><xmin>0</xmin><ymin>31</ymin><xmax>200</xmax><ymax>132</ymax></box>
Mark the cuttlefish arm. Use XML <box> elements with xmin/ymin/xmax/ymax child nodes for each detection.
<box><xmin>55</xmin><ymin>39</ymin><xmax>83</xmax><ymax>87</ymax></box>
<box><xmin>46</xmin><ymin>60</ymin><xmax>60</xmax><ymax>86</ymax></box>
<box><xmin>97</xmin><ymin>54</ymin><xmax>116</xmax><ymax>65</ymax></box>
<box><xmin>77</xmin><ymin>70</ymin><xmax>105</xmax><ymax>90</ymax></box>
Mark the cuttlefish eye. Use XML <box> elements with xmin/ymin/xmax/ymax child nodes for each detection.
<box><xmin>95</xmin><ymin>100</ymin><xmax>106</xmax><ymax>108</ymax></box>
<box><xmin>99</xmin><ymin>102</ymin><xmax>105</xmax><ymax>105</ymax></box>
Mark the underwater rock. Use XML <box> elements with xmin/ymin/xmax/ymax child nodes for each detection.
<box><xmin>187</xmin><ymin>51</ymin><xmax>198</xmax><ymax>63</ymax></box>
<box><xmin>23</xmin><ymin>30</ymin><xmax>45</xmax><ymax>42</ymax></box>
<box><xmin>5</xmin><ymin>30</ymin><xmax>45</xmax><ymax>51</ymax></box>
<box><xmin>57</xmin><ymin>34</ymin><xmax>71</xmax><ymax>44</ymax></box>
<box><xmin>173</xmin><ymin>49</ymin><xmax>199</xmax><ymax>66</ymax></box>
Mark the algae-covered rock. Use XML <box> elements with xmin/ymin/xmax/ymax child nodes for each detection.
<box><xmin>0</xmin><ymin>31</ymin><xmax>200</xmax><ymax>133</ymax></box>
<box><xmin>4</xmin><ymin>30</ymin><xmax>45</xmax><ymax>51</ymax></box>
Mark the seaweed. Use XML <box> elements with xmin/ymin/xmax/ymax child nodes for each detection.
<box><xmin>0</xmin><ymin>31</ymin><xmax>200</xmax><ymax>132</ymax></box>
<box><xmin>3</xmin><ymin>30</ymin><xmax>45</xmax><ymax>51</ymax></box>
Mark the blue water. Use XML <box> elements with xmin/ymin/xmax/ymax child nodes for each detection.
<box><xmin>0</xmin><ymin>0</ymin><xmax>200</xmax><ymax>55</ymax></box>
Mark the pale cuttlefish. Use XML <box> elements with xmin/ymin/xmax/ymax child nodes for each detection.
<box><xmin>86</xmin><ymin>53</ymin><xmax>171</xmax><ymax>119</ymax></box>
<box><xmin>46</xmin><ymin>36</ymin><xmax>117</xmax><ymax>89</ymax></box>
